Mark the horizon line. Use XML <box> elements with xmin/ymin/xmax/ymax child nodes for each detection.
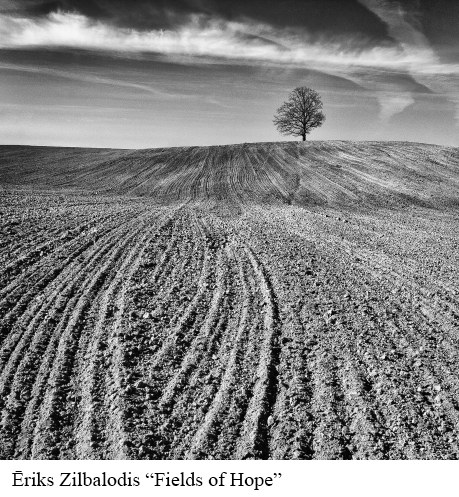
<box><xmin>0</xmin><ymin>138</ymin><xmax>453</xmax><ymax>152</ymax></box>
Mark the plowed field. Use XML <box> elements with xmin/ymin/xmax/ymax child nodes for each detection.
<box><xmin>0</xmin><ymin>141</ymin><xmax>458</xmax><ymax>459</ymax></box>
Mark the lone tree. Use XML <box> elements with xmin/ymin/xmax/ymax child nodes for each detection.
<box><xmin>273</xmin><ymin>86</ymin><xmax>325</xmax><ymax>141</ymax></box>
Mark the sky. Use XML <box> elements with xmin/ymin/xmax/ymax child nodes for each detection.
<box><xmin>0</xmin><ymin>0</ymin><xmax>458</xmax><ymax>148</ymax></box>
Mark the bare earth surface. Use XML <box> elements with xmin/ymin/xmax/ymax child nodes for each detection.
<box><xmin>0</xmin><ymin>141</ymin><xmax>458</xmax><ymax>460</ymax></box>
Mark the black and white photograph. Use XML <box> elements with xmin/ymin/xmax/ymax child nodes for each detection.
<box><xmin>0</xmin><ymin>0</ymin><xmax>458</xmax><ymax>468</ymax></box>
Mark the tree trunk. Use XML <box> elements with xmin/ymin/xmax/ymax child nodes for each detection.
<box><xmin>302</xmin><ymin>134</ymin><xmax>306</xmax><ymax>141</ymax></box>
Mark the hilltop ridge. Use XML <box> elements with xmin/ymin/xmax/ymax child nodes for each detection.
<box><xmin>1</xmin><ymin>141</ymin><xmax>458</xmax><ymax>209</ymax></box>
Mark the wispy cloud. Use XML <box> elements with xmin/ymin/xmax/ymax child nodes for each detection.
<box><xmin>358</xmin><ymin>0</ymin><xmax>459</xmax><ymax>121</ymax></box>
<box><xmin>377</xmin><ymin>92</ymin><xmax>414</xmax><ymax>122</ymax></box>
<box><xmin>0</xmin><ymin>61</ymin><xmax>177</xmax><ymax>97</ymax></box>
<box><xmin>0</xmin><ymin>61</ymin><xmax>232</xmax><ymax>109</ymax></box>
<box><xmin>1</xmin><ymin>9</ymin><xmax>458</xmax><ymax>123</ymax></box>
<box><xmin>0</xmin><ymin>10</ymin><xmax>458</xmax><ymax>75</ymax></box>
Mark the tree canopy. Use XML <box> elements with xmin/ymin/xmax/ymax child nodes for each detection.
<box><xmin>273</xmin><ymin>87</ymin><xmax>325</xmax><ymax>141</ymax></box>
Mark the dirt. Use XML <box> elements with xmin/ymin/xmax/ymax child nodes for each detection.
<box><xmin>0</xmin><ymin>140</ymin><xmax>458</xmax><ymax>459</ymax></box>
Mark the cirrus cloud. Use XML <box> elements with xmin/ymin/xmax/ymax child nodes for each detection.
<box><xmin>0</xmin><ymin>10</ymin><xmax>458</xmax><ymax>77</ymax></box>
<box><xmin>1</xmin><ymin>8</ymin><xmax>458</xmax><ymax>124</ymax></box>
